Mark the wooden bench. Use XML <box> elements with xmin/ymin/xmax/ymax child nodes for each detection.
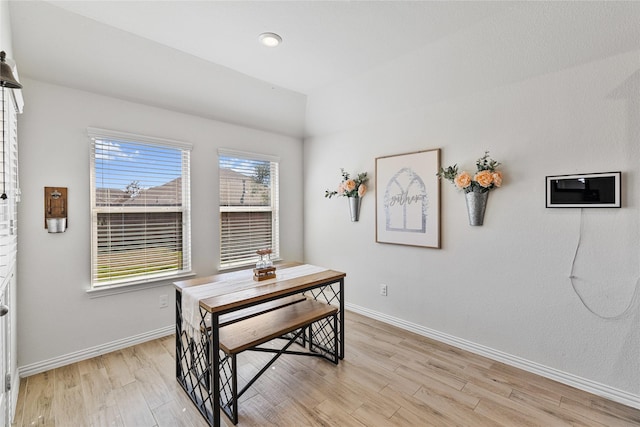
<box><xmin>217</xmin><ymin>298</ymin><xmax>339</xmax><ymax>424</ymax></box>
<box><xmin>219</xmin><ymin>299</ymin><xmax>338</xmax><ymax>354</ymax></box>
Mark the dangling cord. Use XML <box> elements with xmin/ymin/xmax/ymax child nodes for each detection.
<box><xmin>1</xmin><ymin>85</ymin><xmax>6</xmax><ymax>200</ymax></box>
<box><xmin>569</xmin><ymin>208</ymin><xmax>640</xmax><ymax>320</ymax></box>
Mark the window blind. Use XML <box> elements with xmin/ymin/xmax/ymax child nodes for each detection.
<box><xmin>89</xmin><ymin>128</ymin><xmax>192</xmax><ymax>287</ymax></box>
<box><xmin>0</xmin><ymin>89</ymin><xmax>19</xmax><ymax>282</ymax></box>
<box><xmin>219</xmin><ymin>150</ymin><xmax>279</xmax><ymax>269</ymax></box>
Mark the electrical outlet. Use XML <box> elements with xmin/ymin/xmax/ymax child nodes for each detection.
<box><xmin>380</xmin><ymin>284</ymin><xmax>388</xmax><ymax>296</ymax></box>
<box><xmin>159</xmin><ymin>294</ymin><xmax>168</xmax><ymax>308</ymax></box>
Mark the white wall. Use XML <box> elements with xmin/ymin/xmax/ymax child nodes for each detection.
<box><xmin>17</xmin><ymin>78</ymin><xmax>303</xmax><ymax>368</ymax></box>
<box><xmin>1</xmin><ymin>1</ymin><xmax>12</xmax><ymax>56</ymax></box>
<box><xmin>303</xmin><ymin>4</ymin><xmax>640</xmax><ymax>406</ymax></box>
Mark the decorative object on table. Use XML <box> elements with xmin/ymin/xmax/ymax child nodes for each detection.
<box><xmin>438</xmin><ymin>151</ymin><xmax>503</xmax><ymax>226</ymax></box>
<box><xmin>325</xmin><ymin>169</ymin><xmax>368</xmax><ymax>222</ymax></box>
<box><xmin>375</xmin><ymin>149</ymin><xmax>441</xmax><ymax>248</ymax></box>
<box><xmin>253</xmin><ymin>248</ymin><xmax>276</xmax><ymax>281</ymax></box>
<box><xmin>1</xmin><ymin>51</ymin><xmax>22</xmax><ymax>201</ymax></box>
<box><xmin>545</xmin><ymin>172</ymin><xmax>621</xmax><ymax>208</ymax></box>
<box><xmin>44</xmin><ymin>186</ymin><xmax>68</xmax><ymax>233</ymax></box>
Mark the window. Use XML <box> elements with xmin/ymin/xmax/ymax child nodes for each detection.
<box><xmin>89</xmin><ymin>128</ymin><xmax>192</xmax><ymax>288</ymax></box>
<box><xmin>219</xmin><ymin>149</ymin><xmax>279</xmax><ymax>269</ymax></box>
<box><xmin>0</xmin><ymin>87</ymin><xmax>19</xmax><ymax>283</ymax></box>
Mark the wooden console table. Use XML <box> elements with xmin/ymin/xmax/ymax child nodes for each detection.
<box><xmin>174</xmin><ymin>264</ymin><xmax>345</xmax><ymax>427</ymax></box>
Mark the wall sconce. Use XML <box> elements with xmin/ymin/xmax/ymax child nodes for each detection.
<box><xmin>45</xmin><ymin>187</ymin><xmax>67</xmax><ymax>233</ymax></box>
<box><xmin>0</xmin><ymin>51</ymin><xmax>22</xmax><ymax>201</ymax></box>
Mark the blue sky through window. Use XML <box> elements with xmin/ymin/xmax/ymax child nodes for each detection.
<box><xmin>95</xmin><ymin>139</ymin><xmax>182</xmax><ymax>190</ymax></box>
<box><xmin>219</xmin><ymin>155</ymin><xmax>271</xmax><ymax>185</ymax></box>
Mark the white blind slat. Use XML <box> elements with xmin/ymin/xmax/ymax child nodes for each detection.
<box><xmin>219</xmin><ymin>153</ymin><xmax>279</xmax><ymax>269</ymax></box>
<box><xmin>0</xmin><ymin>88</ymin><xmax>19</xmax><ymax>281</ymax></box>
<box><xmin>91</xmin><ymin>130</ymin><xmax>191</xmax><ymax>287</ymax></box>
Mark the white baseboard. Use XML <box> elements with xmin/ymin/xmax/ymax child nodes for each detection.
<box><xmin>346</xmin><ymin>303</ymin><xmax>640</xmax><ymax>410</ymax></box>
<box><xmin>18</xmin><ymin>325</ymin><xmax>174</xmax><ymax>378</ymax></box>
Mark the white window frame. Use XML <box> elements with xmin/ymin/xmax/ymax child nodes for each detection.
<box><xmin>218</xmin><ymin>148</ymin><xmax>280</xmax><ymax>270</ymax></box>
<box><xmin>88</xmin><ymin>128</ymin><xmax>192</xmax><ymax>290</ymax></box>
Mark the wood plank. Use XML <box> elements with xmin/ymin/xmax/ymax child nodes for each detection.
<box><xmin>560</xmin><ymin>396</ymin><xmax>640</xmax><ymax>427</ymax></box>
<box><xmin>412</xmin><ymin>385</ymin><xmax>498</xmax><ymax>427</ymax></box>
<box><xmin>80</xmin><ymin>366</ymin><xmax>116</xmax><ymax>417</ymax></box>
<box><xmin>474</xmin><ymin>393</ymin><xmax>574</xmax><ymax>427</ymax></box>
<box><xmin>112</xmin><ymin>381</ymin><xmax>157</xmax><ymax>427</ymax></box>
<box><xmin>152</xmin><ymin>398</ymin><xmax>212</xmax><ymax>427</ymax></box>
<box><xmin>379</xmin><ymin>384</ymin><xmax>461</xmax><ymax>426</ymax></box>
<box><xmin>352</xmin><ymin>402</ymin><xmax>398</xmax><ymax>427</ymax></box>
<box><xmin>249</xmin><ymin>358</ymin><xmax>327</xmax><ymax>409</ymax></box>
<box><xmin>235</xmin><ymin>393</ymin><xmax>298</xmax><ymax>426</ymax></box>
<box><xmin>388</xmin><ymin>406</ymin><xmax>444</xmax><ymax>427</ymax></box>
<box><xmin>273</xmin><ymin>397</ymin><xmax>329</xmax><ymax>426</ymax></box>
<box><xmin>103</xmin><ymin>349</ymin><xmax>136</xmax><ymax>389</ymax></box>
<box><xmin>52</xmin><ymin>359</ymin><xmax>88</xmax><ymax>425</ymax></box>
<box><xmin>53</xmin><ymin>363</ymin><xmax>82</xmax><ymax>390</ymax></box>
<box><xmin>293</xmin><ymin>369</ymin><xmax>365</xmax><ymax>414</ymax></box>
<box><xmin>509</xmin><ymin>390</ymin><xmax>603</xmax><ymax>427</ymax></box>
<box><xmin>87</xmin><ymin>403</ymin><xmax>124</xmax><ymax>427</ymax></box>
<box><xmin>314</xmin><ymin>398</ymin><xmax>369</xmax><ymax>427</ymax></box>
<box><xmin>132</xmin><ymin>364</ymin><xmax>174</xmax><ymax>410</ymax></box>
<box><xmin>77</xmin><ymin>355</ymin><xmax>105</xmax><ymax>376</ymax></box>
<box><xmin>52</xmin><ymin>384</ymin><xmax>89</xmax><ymax>426</ymax></box>
<box><xmin>19</xmin><ymin>371</ymin><xmax>54</xmax><ymax>427</ymax></box>
<box><xmin>394</xmin><ymin>362</ymin><xmax>467</xmax><ymax>392</ymax></box>
<box><xmin>10</xmin><ymin>377</ymin><xmax>28</xmax><ymax>427</ymax></box>
<box><xmin>462</xmin><ymin>363</ymin><xmax>519</xmax><ymax>398</ymax></box>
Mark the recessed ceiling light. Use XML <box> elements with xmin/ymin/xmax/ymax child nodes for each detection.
<box><xmin>259</xmin><ymin>32</ymin><xmax>282</xmax><ymax>48</ymax></box>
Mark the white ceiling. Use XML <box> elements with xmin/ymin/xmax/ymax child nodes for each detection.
<box><xmin>43</xmin><ymin>0</ymin><xmax>514</xmax><ymax>95</ymax></box>
<box><xmin>7</xmin><ymin>1</ymin><xmax>640</xmax><ymax>137</ymax></box>
<box><xmin>7</xmin><ymin>1</ymin><xmax>518</xmax><ymax>136</ymax></box>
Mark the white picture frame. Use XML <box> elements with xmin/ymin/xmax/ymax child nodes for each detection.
<box><xmin>375</xmin><ymin>149</ymin><xmax>441</xmax><ymax>248</ymax></box>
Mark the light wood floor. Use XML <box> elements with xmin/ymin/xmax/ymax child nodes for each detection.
<box><xmin>11</xmin><ymin>310</ymin><xmax>640</xmax><ymax>426</ymax></box>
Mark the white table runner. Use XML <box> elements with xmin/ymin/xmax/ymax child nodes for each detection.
<box><xmin>181</xmin><ymin>264</ymin><xmax>328</xmax><ymax>341</ymax></box>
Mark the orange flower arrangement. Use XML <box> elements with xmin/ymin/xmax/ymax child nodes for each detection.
<box><xmin>438</xmin><ymin>151</ymin><xmax>503</xmax><ymax>194</ymax></box>
<box><xmin>325</xmin><ymin>169</ymin><xmax>368</xmax><ymax>199</ymax></box>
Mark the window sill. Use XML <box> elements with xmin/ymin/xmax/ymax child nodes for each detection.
<box><xmin>86</xmin><ymin>271</ymin><xmax>196</xmax><ymax>298</ymax></box>
<box><xmin>218</xmin><ymin>258</ymin><xmax>283</xmax><ymax>273</ymax></box>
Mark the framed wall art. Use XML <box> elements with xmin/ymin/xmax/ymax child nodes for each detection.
<box><xmin>375</xmin><ymin>148</ymin><xmax>441</xmax><ymax>248</ymax></box>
